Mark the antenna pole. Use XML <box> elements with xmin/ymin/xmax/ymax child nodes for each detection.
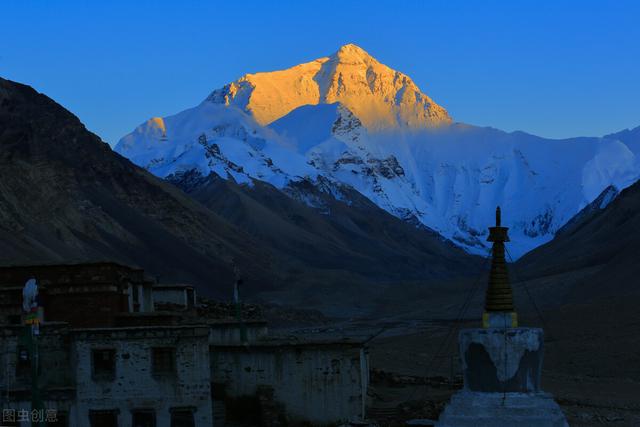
<box><xmin>23</xmin><ymin>278</ymin><xmax>44</xmax><ymax>426</ymax></box>
<box><xmin>233</xmin><ymin>264</ymin><xmax>248</xmax><ymax>344</ymax></box>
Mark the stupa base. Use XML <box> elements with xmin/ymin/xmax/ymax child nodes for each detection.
<box><xmin>436</xmin><ymin>391</ymin><xmax>568</xmax><ymax>427</ymax></box>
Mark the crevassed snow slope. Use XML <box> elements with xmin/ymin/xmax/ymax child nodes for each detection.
<box><xmin>116</xmin><ymin>99</ymin><xmax>640</xmax><ymax>258</ymax></box>
<box><xmin>116</xmin><ymin>102</ymin><xmax>317</xmax><ymax>188</ymax></box>
<box><xmin>270</xmin><ymin>107</ymin><xmax>640</xmax><ymax>257</ymax></box>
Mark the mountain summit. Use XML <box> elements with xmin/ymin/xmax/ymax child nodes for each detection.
<box><xmin>206</xmin><ymin>43</ymin><xmax>452</xmax><ymax>130</ymax></box>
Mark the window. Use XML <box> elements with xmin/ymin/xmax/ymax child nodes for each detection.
<box><xmin>92</xmin><ymin>349</ymin><xmax>116</xmax><ymax>380</ymax></box>
<box><xmin>170</xmin><ymin>408</ymin><xmax>195</xmax><ymax>427</ymax></box>
<box><xmin>89</xmin><ymin>410</ymin><xmax>118</xmax><ymax>427</ymax></box>
<box><xmin>211</xmin><ymin>382</ymin><xmax>227</xmax><ymax>400</ymax></box>
<box><xmin>152</xmin><ymin>347</ymin><xmax>175</xmax><ymax>375</ymax></box>
<box><xmin>132</xmin><ymin>409</ymin><xmax>155</xmax><ymax>427</ymax></box>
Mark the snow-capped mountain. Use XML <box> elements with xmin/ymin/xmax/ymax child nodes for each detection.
<box><xmin>115</xmin><ymin>44</ymin><xmax>640</xmax><ymax>259</ymax></box>
<box><xmin>206</xmin><ymin>43</ymin><xmax>451</xmax><ymax>130</ymax></box>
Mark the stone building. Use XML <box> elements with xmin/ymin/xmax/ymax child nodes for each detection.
<box><xmin>0</xmin><ymin>262</ymin><xmax>369</xmax><ymax>426</ymax></box>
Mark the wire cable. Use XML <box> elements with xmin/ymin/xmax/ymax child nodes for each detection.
<box><xmin>406</xmin><ymin>248</ymin><xmax>492</xmax><ymax>402</ymax></box>
<box><xmin>505</xmin><ymin>247</ymin><xmax>553</xmax><ymax>341</ymax></box>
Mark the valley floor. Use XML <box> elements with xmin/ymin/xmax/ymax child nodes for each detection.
<box><xmin>367</xmin><ymin>323</ymin><xmax>640</xmax><ymax>427</ymax></box>
<box><xmin>276</xmin><ymin>284</ymin><xmax>640</xmax><ymax>426</ymax></box>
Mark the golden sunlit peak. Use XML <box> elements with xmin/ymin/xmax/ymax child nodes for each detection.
<box><xmin>203</xmin><ymin>43</ymin><xmax>452</xmax><ymax>129</ymax></box>
<box><xmin>333</xmin><ymin>43</ymin><xmax>373</xmax><ymax>60</ymax></box>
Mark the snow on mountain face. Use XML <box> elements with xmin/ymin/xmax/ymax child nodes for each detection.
<box><xmin>115</xmin><ymin>44</ymin><xmax>640</xmax><ymax>259</ymax></box>
<box><xmin>269</xmin><ymin>103</ymin><xmax>365</xmax><ymax>154</ymax></box>
<box><xmin>268</xmin><ymin>110</ymin><xmax>640</xmax><ymax>257</ymax></box>
<box><xmin>116</xmin><ymin>102</ymin><xmax>318</xmax><ymax>188</ymax></box>
<box><xmin>206</xmin><ymin>44</ymin><xmax>452</xmax><ymax>131</ymax></box>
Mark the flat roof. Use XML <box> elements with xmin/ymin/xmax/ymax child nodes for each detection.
<box><xmin>0</xmin><ymin>261</ymin><xmax>144</xmax><ymax>272</ymax></box>
<box><xmin>71</xmin><ymin>324</ymin><xmax>209</xmax><ymax>332</ymax></box>
<box><xmin>211</xmin><ymin>336</ymin><xmax>366</xmax><ymax>348</ymax></box>
<box><xmin>206</xmin><ymin>319</ymin><xmax>268</xmax><ymax>326</ymax></box>
<box><xmin>153</xmin><ymin>284</ymin><xmax>195</xmax><ymax>290</ymax></box>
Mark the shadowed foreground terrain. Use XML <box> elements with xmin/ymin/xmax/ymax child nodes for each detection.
<box><xmin>289</xmin><ymin>277</ymin><xmax>640</xmax><ymax>426</ymax></box>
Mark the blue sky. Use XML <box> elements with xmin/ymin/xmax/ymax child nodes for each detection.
<box><xmin>1</xmin><ymin>0</ymin><xmax>639</xmax><ymax>144</ymax></box>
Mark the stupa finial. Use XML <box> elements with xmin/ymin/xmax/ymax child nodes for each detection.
<box><xmin>483</xmin><ymin>206</ymin><xmax>518</xmax><ymax>327</ymax></box>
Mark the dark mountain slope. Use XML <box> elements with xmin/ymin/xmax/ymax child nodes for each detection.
<box><xmin>168</xmin><ymin>171</ymin><xmax>475</xmax><ymax>282</ymax></box>
<box><xmin>516</xmin><ymin>178</ymin><xmax>640</xmax><ymax>302</ymax></box>
<box><xmin>0</xmin><ymin>77</ymin><xmax>273</xmax><ymax>295</ymax></box>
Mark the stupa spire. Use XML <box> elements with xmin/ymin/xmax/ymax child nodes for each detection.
<box><xmin>482</xmin><ymin>206</ymin><xmax>518</xmax><ymax>327</ymax></box>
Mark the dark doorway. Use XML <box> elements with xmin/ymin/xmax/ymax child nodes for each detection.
<box><xmin>132</xmin><ymin>410</ymin><xmax>155</xmax><ymax>427</ymax></box>
<box><xmin>170</xmin><ymin>408</ymin><xmax>195</xmax><ymax>427</ymax></box>
<box><xmin>89</xmin><ymin>409</ymin><xmax>118</xmax><ymax>427</ymax></box>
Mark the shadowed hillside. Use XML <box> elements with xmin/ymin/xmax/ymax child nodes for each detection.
<box><xmin>0</xmin><ymin>77</ymin><xmax>479</xmax><ymax>312</ymax></box>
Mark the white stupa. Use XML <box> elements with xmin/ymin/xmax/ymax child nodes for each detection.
<box><xmin>436</xmin><ymin>207</ymin><xmax>568</xmax><ymax>427</ymax></box>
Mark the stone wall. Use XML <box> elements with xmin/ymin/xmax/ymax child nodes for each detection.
<box><xmin>211</xmin><ymin>342</ymin><xmax>368</xmax><ymax>425</ymax></box>
<box><xmin>72</xmin><ymin>325</ymin><xmax>212</xmax><ymax>427</ymax></box>
<box><xmin>208</xmin><ymin>322</ymin><xmax>269</xmax><ymax>345</ymax></box>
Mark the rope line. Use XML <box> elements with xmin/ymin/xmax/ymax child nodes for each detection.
<box><xmin>428</xmin><ymin>248</ymin><xmax>491</xmax><ymax>371</ymax></box>
<box><xmin>501</xmin><ymin>310</ymin><xmax>508</xmax><ymax>405</ymax></box>
<box><xmin>505</xmin><ymin>247</ymin><xmax>554</xmax><ymax>341</ymax></box>
<box><xmin>405</xmin><ymin>248</ymin><xmax>492</xmax><ymax>402</ymax></box>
